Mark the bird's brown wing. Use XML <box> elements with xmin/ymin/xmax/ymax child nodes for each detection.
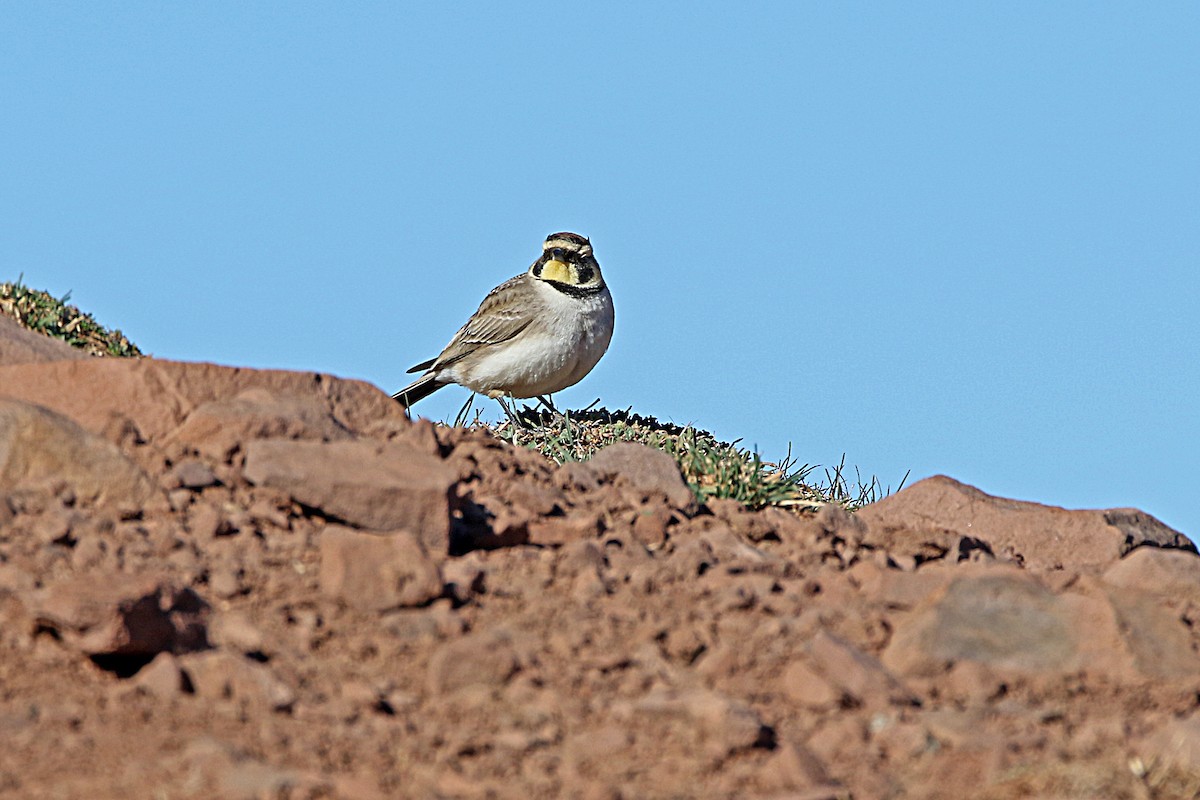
<box><xmin>412</xmin><ymin>275</ymin><xmax>534</xmax><ymax>373</ymax></box>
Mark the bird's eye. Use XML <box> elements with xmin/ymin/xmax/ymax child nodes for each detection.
<box><xmin>552</xmin><ymin>248</ymin><xmax>565</xmax><ymax>259</ymax></box>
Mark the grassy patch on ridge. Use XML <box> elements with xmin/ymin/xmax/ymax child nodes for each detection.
<box><xmin>1</xmin><ymin>277</ymin><xmax>143</xmax><ymax>358</ymax></box>
<box><xmin>468</xmin><ymin>402</ymin><xmax>906</xmax><ymax>512</ymax></box>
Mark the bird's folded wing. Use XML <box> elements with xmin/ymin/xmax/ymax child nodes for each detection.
<box><xmin>426</xmin><ymin>276</ymin><xmax>534</xmax><ymax>370</ymax></box>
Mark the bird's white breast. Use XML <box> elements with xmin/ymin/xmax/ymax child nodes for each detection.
<box><xmin>451</xmin><ymin>281</ymin><xmax>614</xmax><ymax>398</ymax></box>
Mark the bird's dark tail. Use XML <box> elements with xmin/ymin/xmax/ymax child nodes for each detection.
<box><xmin>392</xmin><ymin>372</ymin><xmax>446</xmax><ymax>408</ymax></box>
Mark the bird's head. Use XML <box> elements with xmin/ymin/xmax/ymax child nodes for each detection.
<box><xmin>530</xmin><ymin>232</ymin><xmax>605</xmax><ymax>292</ymax></box>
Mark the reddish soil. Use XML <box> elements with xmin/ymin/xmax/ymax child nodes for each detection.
<box><xmin>2</xmin><ymin>314</ymin><xmax>1199</xmax><ymax>799</ymax></box>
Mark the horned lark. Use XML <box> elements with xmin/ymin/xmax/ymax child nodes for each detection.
<box><xmin>392</xmin><ymin>232</ymin><xmax>614</xmax><ymax>411</ymax></box>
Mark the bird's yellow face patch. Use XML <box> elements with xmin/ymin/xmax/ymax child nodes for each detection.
<box><xmin>540</xmin><ymin>259</ymin><xmax>572</xmax><ymax>283</ymax></box>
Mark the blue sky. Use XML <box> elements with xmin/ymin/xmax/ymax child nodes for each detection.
<box><xmin>4</xmin><ymin>4</ymin><xmax>1198</xmax><ymax>536</ymax></box>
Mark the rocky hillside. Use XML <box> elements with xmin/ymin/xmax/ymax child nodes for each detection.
<box><xmin>1</xmin><ymin>312</ymin><xmax>1199</xmax><ymax>799</ymax></box>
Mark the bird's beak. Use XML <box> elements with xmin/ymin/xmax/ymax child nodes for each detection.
<box><xmin>540</xmin><ymin>259</ymin><xmax>572</xmax><ymax>283</ymax></box>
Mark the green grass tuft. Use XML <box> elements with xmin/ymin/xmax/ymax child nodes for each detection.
<box><xmin>468</xmin><ymin>402</ymin><xmax>905</xmax><ymax>512</ymax></box>
<box><xmin>0</xmin><ymin>276</ymin><xmax>144</xmax><ymax>357</ymax></box>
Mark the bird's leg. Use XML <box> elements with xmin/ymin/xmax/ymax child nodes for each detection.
<box><xmin>491</xmin><ymin>393</ymin><xmax>528</xmax><ymax>428</ymax></box>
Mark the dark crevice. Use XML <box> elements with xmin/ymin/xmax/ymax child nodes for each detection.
<box><xmin>90</xmin><ymin>652</ymin><xmax>158</xmax><ymax>679</ymax></box>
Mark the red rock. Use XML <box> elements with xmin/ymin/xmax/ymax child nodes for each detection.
<box><xmin>632</xmin><ymin>686</ymin><xmax>773</xmax><ymax>758</ymax></box>
<box><xmin>131</xmin><ymin>652</ymin><xmax>187</xmax><ymax>698</ymax></box>
<box><xmin>857</xmin><ymin>475</ymin><xmax>1192</xmax><ymax>571</ymax></box>
<box><xmin>1102</xmin><ymin>584</ymin><xmax>1199</xmax><ymax>679</ymax></box>
<box><xmin>0</xmin><ymin>358</ymin><xmax>406</xmax><ymax>444</ymax></box>
<box><xmin>587</xmin><ymin>441</ymin><xmax>697</xmax><ymax>512</ymax></box>
<box><xmin>806</xmin><ymin>630</ymin><xmax>916</xmax><ymax>708</ymax></box>
<box><xmin>331</xmin><ymin>774</ymin><xmax>388</xmax><ymax>800</ymax></box>
<box><xmin>208</xmin><ymin>564</ymin><xmax>244</xmax><ymax>599</ymax></box>
<box><xmin>527</xmin><ymin>511</ymin><xmax>602</xmax><ymax>545</ymax></box>
<box><xmin>0</xmin><ymin>314</ymin><xmax>87</xmax><ymax>366</ymax></box>
<box><xmin>442</xmin><ymin>555</ymin><xmax>487</xmax><ymax>604</ymax></box>
<box><xmin>169</xmin><ymin>388</ymin><xmax>355</xmax><ymax>460</ymax></box>
<box><xmin>208</xmin><ymin>611</ymin><xmax>266</xmax><ymax>655</ymax></box>
<box><xmin>0</xmin><ymin>563</ymin><xmax>34</xmax><ymax>593</ymax></box>
<box><xmin>883</xmin><ymin>567</ymin><xmax>1200</xmax><ymax>681</ymax></box>
<box><xmin>779</xmin><ymin>660</ymin><xmax>840</xmax><ymax>708</ymax></box>
<box><xmin>218</xmin><ymin>760</ymin><xmax>309</xmax><ymax>800</ymax></box>
<box><xmin>756</xmin><ymin>741</ymin><xmax>839</xmax><ymax>795</ymax></box>
<box><xmin>9</xmin><ymin>328</ymin><xmax>1200</xmax><ymax>798</ymax></box>
<box><xmin>940</xmin><ymin>660</ymin><xmax>1005</xmax><ymax>707</ymax></box>
<box><xmin>319</xmin><ymin>524</ymin><xmax>443</xmax><ymax>612</ymax></box>
<box><xmin>180</xmin><ymin>651</ymin><xmax>296</xmax><ymax>711</ymax></box>
<box><xmin>882</xmin><ymin>569</ymin><xmax>1075</xmax><ymax>677</ymax></box>
<box><xmin>1103</xmin><ymin>546</ymin><xmax>1200</xmax><ymax>599</ymax></box>
<box><xmin>243</xmin><ymin>439</ymin><xmax>455</xmax><ymax>548</ymax></box>
<box><xmin>427</xmin><ymin>629</ymin><xmax>520</xmax><ymax>694</ymax></box>
<box><xmin>905</xmin><ymin>740</ymin><xmax>1004</xmax><ymax>799</ymax></box>
<box><xmin>185</xmin><ymin>503</ymin><xmax>225</xmax><ymax>539</ymax></box>
<box><xmin>0</xmin><ymin>399</ymin><xmax>155</xmax><ymax>506</ymax></box>
<box><xmin>554</xmin><ymin>461</ymin><xmax>601</xmax><ymax>492</ymax></box>
<box><xmin>168</xmin><ymin>459</ymin><xmax>219</xmax><ymax>490</ymax></box>
<box><xmin>1137</xmin><ymin>714</ymin><xmax>1200</xmax><ymax>774</ymax></box>
<box><xmin>848</xmin><ymin>559</ymin><xmax>955</xmax><ymax>610</ymax></box>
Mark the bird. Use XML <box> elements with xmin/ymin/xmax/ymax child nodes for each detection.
<box><xmin>392</xmin><ymin>232</ymin><xmax>614</xmax><ymax>415</ymax></box>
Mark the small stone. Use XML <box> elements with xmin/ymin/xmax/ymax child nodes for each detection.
<box><xmin>1104</xmin><ymin>547</ymin><xmax>1200</xmax><ymax>598</ymax></box>
<box><xmin>132</xmin><ymin>652</ymin><xmax>187</xmax><ymax>698</ymax></box>
<box><xmin>0</xmin><ymin>564</ymin><xmax>35</xmax><ymax>593</ymax></box>
<box><xmin>587</xmin><ymin>442</ymin><xmax>697</xmax><ymax>513</ymax></box>
<box><xmin>209</xmin><ymin>611</ymin><xmax>265</xmax><ymax>655</ymax></box>
<box><xmin>528</xmin><ymin>512</ymin><xmax>602</xmax><ymax>546</ymax></box>
<box><xmin>166</xmin><ymin>488</ymin><xmax>192</xmax><ymax>512</ymax></box>
<box><xmin>442</xmin><ymin>556</ymin><xmax>486</xmax><ymax>604</ymax></box>
<box><xmin>243</xmin><ymin>439</ymin><xmax>455</xmax><ymax>541</ymax></box>
<box><xmin>181</xmin><ymin>651</ymin><xmax>295</xmax><ymax>712</ymax></box>
<box><xmin>427</xmin><ymin>629</ymin><xmax>519</xmax><ymax>694</ymax></box>
<box><xmin>319</xmin><ymin>525</ymin><xmax>443</xmax><ymax>612</ymax></box>
<box><xmin>186</xmin><ymin>504</ymin><xmax>224</xmax><ymax>540</ymax></box>
<box><xmin>555</xmin><ymin>461</ymin><xmax>600</xmax><ymax>493</ymax></box>
<box><xmin>807</xmin><ymin>630</ymin><xmax>916</xmax><ymax>708</ymax></box>
<box><xmin>757</xmin><ymin>741</ymin><xmax>838</xmax><ymax>794</ymax></box>
<box><xmin>634</xmin><ymin>687</ymin><xmax>774</xmax><ymax>758</ymax></box>
<box><xmin>208</xmin><ymin>565</ymin><xmax>243</xmax><ymax>599</ymax></box>
<box><xmin>171</xmin><ymin>459</ymin><xmax>219</xmax><ymax>490</ymax></box>
<box><xmin>780</xmin><ymin>660</ymin><xmax>840</xmax><ymax>707</ymax></box>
